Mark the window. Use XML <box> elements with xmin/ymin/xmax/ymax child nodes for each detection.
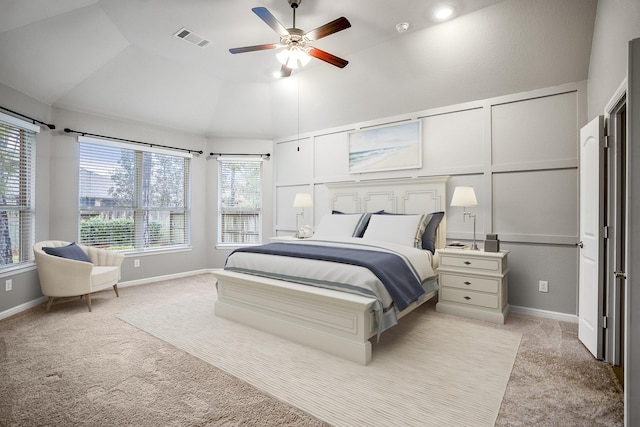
<box><xmin>0</xmin><ymin>113</ymin><xmax>38</xmax><ymax>271</ymax></box>
<box><xmin>217</xmin><ymin>158</ymin><xmax>262</xmax><ymax>245</ymax></box>
<box><xmin>78</xmin><ymin>137</ymin><xmax>191</xmax><ymax>252</ymax></box>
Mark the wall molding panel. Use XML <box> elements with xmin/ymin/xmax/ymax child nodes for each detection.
<box><xmin>273</xmin><ymin>81</ymin><xmax>587</xmax><ymax>315</ymax></box>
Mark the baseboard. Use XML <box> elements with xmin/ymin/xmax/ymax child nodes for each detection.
<box><xmin>118</xmin><ymin>269</ymin><xmax>214</xmax><ymax>288</ymax></box>
<box><xmin>0</xmin><ymin>269</ymin><xmax>215</xmax><ymax>321</ymax></box>
<box><xmin>510</xmin><ymin>305</ymin><xmax>578</xmax><ymax>323</ymax></box>
<box><xmin>1</xmin><ymin>273</ymin><xmax>577</xmax><ymax>325</ymax></box>
<box><xmin>0</xmin><ymin>296</ymin><xmax>48</xmax><ymax>321</ymax></box>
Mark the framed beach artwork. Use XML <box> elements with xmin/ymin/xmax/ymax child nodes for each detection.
<box><xmin>348</xmin><ymin>121</ymin><xmax>422</xmax><ymax>173</ymax></box>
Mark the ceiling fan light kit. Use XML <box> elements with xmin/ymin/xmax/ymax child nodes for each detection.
<box><xmin>229</xmin><ymin>0</ymin><xmax>351</xmax><ymax>77</ymax></box>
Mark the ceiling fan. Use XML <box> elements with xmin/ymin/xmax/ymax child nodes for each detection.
<box><xmin>229</xmin><ymin>0</ymin><xmax>351</xmax><ymax>77</ymax></box>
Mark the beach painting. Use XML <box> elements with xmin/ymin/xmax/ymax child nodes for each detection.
<box><xmin>348</xmin><ymin>121</ymin><xmax>422</xmax><ymax>173</ymax></box>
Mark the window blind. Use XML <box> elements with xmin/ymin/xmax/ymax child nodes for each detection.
<box><xmin>0</xmin><ymin>113</ymin><xmax>37</xmax><ymax>270</ymax></box>
<box><xmin>78</xmin><ymin>138</ymin><xmax>191</xmax><ymax>252</ymax></box>
<box><xmin>217</xmin><ymin>158</ymin><xmax>262</xmax><ymax>245</ymax></box>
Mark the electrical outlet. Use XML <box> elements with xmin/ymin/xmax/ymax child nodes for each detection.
<box><xmin>5</xmin><ymin>279</ymin><xmax>12</xmax><ymax>291</ymax></box>
<box><xmin>539</xmin><ymin>280</ymin><xmax>549</xmax><ymax>293</ymax></box>
<box><xmin>134</xmin><ymin>259</ymin><xmax>140</xmax><ymax>268</ymax></box>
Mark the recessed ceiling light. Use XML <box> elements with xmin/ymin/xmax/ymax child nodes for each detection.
<box><xmin>433</xmin><ymin>5</ymin><xmax>455</xmax><ymax>21</ymax></box>
<box><xmin>396</xmin><ymin>22</ymin><xmax>410</xmax><ymax>33</ymax></box>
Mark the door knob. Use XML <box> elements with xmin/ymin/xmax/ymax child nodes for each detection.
<box><xmin>578</xmin><ymin>241</ymin><xmax>584</xmax><ymax>248</ymax></box>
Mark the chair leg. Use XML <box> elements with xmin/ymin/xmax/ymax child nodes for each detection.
<box><xmin>113</xmin><ymin>284</ymin><xmax>119</xmax><ymax>297</ymax></box>
<box><xmin>85</xmin><ymin>293</ymin><xmax>92</xmax><ymax>312</ymax></box>
<box><xmin>46</xmin><ymin>297</ymin><xmax>55</xmax><ymax>312</ymax></box>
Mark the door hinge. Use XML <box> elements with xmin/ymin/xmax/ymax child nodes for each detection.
<box><xmin>602</xmin><ymin>225</ymin><xmax>610</xmax><ymax>239</ymax></box>
<box><xmin>602</xmin><ymin>316</ymin><xmax>608</xmax><ymax>329</ymax></box>
<box><xmin>603</xmin><ymin>135</ymin><xmax>610</xmax><ymax>148</ymax></box>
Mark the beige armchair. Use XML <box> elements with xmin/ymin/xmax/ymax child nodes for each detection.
<box><xmin>33</xmin><ymin>241</ymin><xmax>125</xmax><ymax>312</ymax></box>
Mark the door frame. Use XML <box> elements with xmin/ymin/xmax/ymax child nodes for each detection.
<box><xmin>626</xmin><ymin>36</ymin><xmax>640</xmax><ymax>427</ymax></box>
<box><xmin>604</xmin><ymin>80</ymin><xmax>627</xmax><ymax>366</ymax></box>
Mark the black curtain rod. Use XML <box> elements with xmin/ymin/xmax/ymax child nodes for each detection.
<box><xmin>209</xmin><ymin>152</ymin><xmax>271</xmax><ymax>159</ymax></box>
<box><xmin>0</xmin><ymin>105</ymin><xmax>56</xmax><ymax>130</ymax></box>
<box><xmin>64</xmin><ymin>128</ymin><xmax>203</xmax><ymax>155</ymax></box>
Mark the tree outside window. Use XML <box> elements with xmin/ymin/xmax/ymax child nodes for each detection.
<box><xmin>79</xmin><ymin>140</ymin><xmax>190</xmax><ymax>252</ymax></box>
<box><xmin>218</xmin><ymin>159</ymin><xmax>262</xmax><ymax>245</ymax></box>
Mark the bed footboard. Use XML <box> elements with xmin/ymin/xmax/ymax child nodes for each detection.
<box><xmin>213</xmin><ymin>269</ymin><xmax>378</xmax><ymax>365</ymax></box>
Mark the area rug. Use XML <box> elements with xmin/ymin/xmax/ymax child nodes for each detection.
<box><xmin>119</xmin><ymin>294</ymin><xmax>522</xmax><ymax>427</ymax></box>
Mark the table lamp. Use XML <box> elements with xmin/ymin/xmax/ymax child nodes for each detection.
<box><xmin>450</xmin><ymin>186</ymin><xmax>479</xmax><ymax>250</ymax></box>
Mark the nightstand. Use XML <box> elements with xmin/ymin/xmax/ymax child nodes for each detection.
<box><xmin>436</xmin><ymin>248</ymin><xmax>509</xmax><ymax>324</ymax></box>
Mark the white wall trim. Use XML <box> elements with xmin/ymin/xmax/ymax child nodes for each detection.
<box><xmin>118</xmin><ymin>269</ymin><xmax>214</xmax><ymax>288</ymax></box>
<box><xmin>0</xmin><ymin>270</ymin><xmax>215</xmax><ymax>321</ymax></box>
<box><xmin>510</xmin><ymin>305</ymin><xmax>578</xmax><ymax>323</ymax></box>
<box><xmin>1</xmin><ymin>270</ymin><xmax>578</xmax><ymax>326</ymax></box>
<box><xmin>0</xmin><ymin>296</ymin><xmax>47</xmax><ymax>321</ymax></box>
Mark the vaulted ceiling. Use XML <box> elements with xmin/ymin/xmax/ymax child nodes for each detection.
<box><xmin>0</xmin><ymin>0</ymin><xmax>597</xmax><ymax>139</ymax></box>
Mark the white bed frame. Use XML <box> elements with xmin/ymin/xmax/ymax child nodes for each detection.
<box><xmin>213</xmin><ymin>176</ymin><xmax>449</xmax><ymax>365</ymax></box>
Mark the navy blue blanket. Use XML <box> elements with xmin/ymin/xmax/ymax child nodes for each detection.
<box><xmin>228</xmin><ymin>242</ymin><xmax>425</xmax><ymax>311</ymax></box>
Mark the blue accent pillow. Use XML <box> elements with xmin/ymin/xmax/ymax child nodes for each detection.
<box><xmin>42</xmin><ymin>242</ymin><xmax>92</xmax><ymax>263</ymax></box>
<box><xmin>421</xmin><ymin>212</ymin><xmax>444</xmax><ymax>254</ymax></box>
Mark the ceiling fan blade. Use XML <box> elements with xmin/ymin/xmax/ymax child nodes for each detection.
<box><xmin>229</xmin><ymin>43</ymin><xmax>279</xmax><ymax>54</ymax></box>
<box><xmin>280</xmin><ymin>65</ymin><xmax>292</xmax><ymax>78</ymax></box>
<box><xmin>308</xmin><ymin>47</ymin><xmax>349</xmax><ymax>68</ymax></box>
<box><xmin>252</xmin><ymin>7</ymin><xmax>289</xmax><ymax>36</ymax></box>
<box><xmin>306</xmin><ymin>17</ymin><xmax>351</xmax><ymax>41</ymax></box>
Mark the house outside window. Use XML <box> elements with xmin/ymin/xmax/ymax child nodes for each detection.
<box><xmin>78</xmin><ymin>136</ymin><xmax>191</xmax><ymax>252</ymax></box>
<box><xmin>217</xmin><ymin>158</ymin><xmax>262</xmax><ymax>245</ymax></box>
<box><xmin>0</xmin><ymin>113</ymin><xmax>38</xmax><ymax>271</ymax></box>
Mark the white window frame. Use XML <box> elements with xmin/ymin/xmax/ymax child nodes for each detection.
<box><xmin>78</xmin><ymin>136</ymin><xmax>192</xmax><ymax>253</ymax></box>
<box><xmin>0</xmin><ymin>112</ymin><xmax>38</xmax><ymax>272</ymax></box>
<box><xmin>217</xmin><ymin>157</ymin><xmax>263</xmax><ymax>247</ymax></box>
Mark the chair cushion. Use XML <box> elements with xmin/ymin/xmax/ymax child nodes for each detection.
<box><xmin>91</xmin><ymin>266</ymin><xmax>120</xmax><ymax>291</ymax></box>
<box><xmin>42</xmin><ymin>242</ymin><xmax>92</xmax><ymax>263</ymax></box>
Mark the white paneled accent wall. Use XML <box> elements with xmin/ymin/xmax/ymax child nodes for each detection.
<box><xmin>274</xmin><ymin>82</ymin><xmax>586</xmax><ymax>315</ymax></box>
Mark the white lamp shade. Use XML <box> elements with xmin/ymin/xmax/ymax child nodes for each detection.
<box><xmin>293</xmin><ymin>193</ymin><xmax>313</xmax><ymax>208</ymax></box>
<box><xmin>450</xmin><ymin>186</ymin><xmax>478</xmax><ymax>207</ymax></box>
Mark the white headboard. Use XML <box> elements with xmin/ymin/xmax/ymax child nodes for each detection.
<box><xmin>325</xmin><ymin>176</ymin><xmax>450</xmax><ymax>250</ymax></box>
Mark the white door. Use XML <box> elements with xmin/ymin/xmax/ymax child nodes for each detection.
<box><xmin>578</xmin><ymin>115</ymin><xmax>605</xmax><ymax>358</ymax></box>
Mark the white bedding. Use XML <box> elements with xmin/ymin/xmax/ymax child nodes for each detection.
<box><xmin>224</xmin><ymin>237</ymin><xmax>436</xmax><ymax>335</ymax></box>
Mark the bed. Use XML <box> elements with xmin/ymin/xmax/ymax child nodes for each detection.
<box><xmin>213</xmin><ymin>176</ymin><xmax>449</xmax><ymax>365</ymax></box>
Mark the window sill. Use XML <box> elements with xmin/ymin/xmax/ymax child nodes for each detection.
<box><xmin>122</xmin><ymin>246</ymin><xmax>193</xmax><ymax>258</ymax></box>
<box><xmin>0</xmin><ymin>263</ymin><xmax>37</xmax><ymax>278</ymax></box>
<box><xmin>215</xmin><ymin>243</ymin><xmax>263</xmax><ymax>250</ymax></box>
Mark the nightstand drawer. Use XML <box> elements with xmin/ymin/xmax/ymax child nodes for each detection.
<box><xmin>440</xmin><ymin>273</ymin><xmax>499</xmax><ymax>293</ymax></box>
<box><xmin>440</xmin><ymin>288</ymin><xmax>499</xmax><ymax>309</ymax></box>
<box><xmin>440</xmin><ymin>255</ymin><xmax>500</xmax><ymax>272</ymax></box>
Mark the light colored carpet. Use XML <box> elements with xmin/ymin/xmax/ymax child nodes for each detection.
<box><xmin>0</xmin><ymin>274</ymin><xmax>624</xmax><ymax>426</ymax></box>
<box><xmin>119</xmin><ymin>293</ymin><xmax>522</xmax><ymax>427</ymax></box>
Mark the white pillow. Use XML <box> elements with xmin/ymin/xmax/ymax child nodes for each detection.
<box><xmin>362</xmin><ymin>214</ymin><xmax>428</xmax><ymax>247</ymax></box>
<box><xmin>312</xmin><ymin>214</ymin><xmax>365</xmax><ymax>239</ymax></box>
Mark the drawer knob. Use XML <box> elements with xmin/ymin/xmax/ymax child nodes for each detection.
<box><xmin>464</xmin><ymin>296</ymin><xmax>471</xmax><ymax>300</ymax></box>
<box><xmin>464</xmin><ymin>261</ymin><xmax>471</xmax><ymax>265</ymax></box>
<box><xmin>464</xmin><ymin>281</ymin><xmax>471</xmax><ymax>285</ymax></box>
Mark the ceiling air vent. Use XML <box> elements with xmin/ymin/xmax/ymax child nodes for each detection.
<box><xmin>173</xmin><ymin>27</ymin><xmax>210</xmax><ymax>48</ymax></box>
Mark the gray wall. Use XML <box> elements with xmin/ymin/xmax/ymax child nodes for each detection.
<box><xmin>586</xmin><ymin>1</ymin><xmax>640</xmax><ymax>424</ymax></box>
<box><xmin>274</xmin><ymin>82</ymin><xmax>586</xmax><ymax>316</ymax></box>
<box><xmin>587</xmin><ymin>0</ymin><xmax>640</xmax><ymax>120</ymax></box>
<box><xmin>0</xmin><ymin>84</ymin><xmax>275</xmax><ymax>315</ymax></box>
